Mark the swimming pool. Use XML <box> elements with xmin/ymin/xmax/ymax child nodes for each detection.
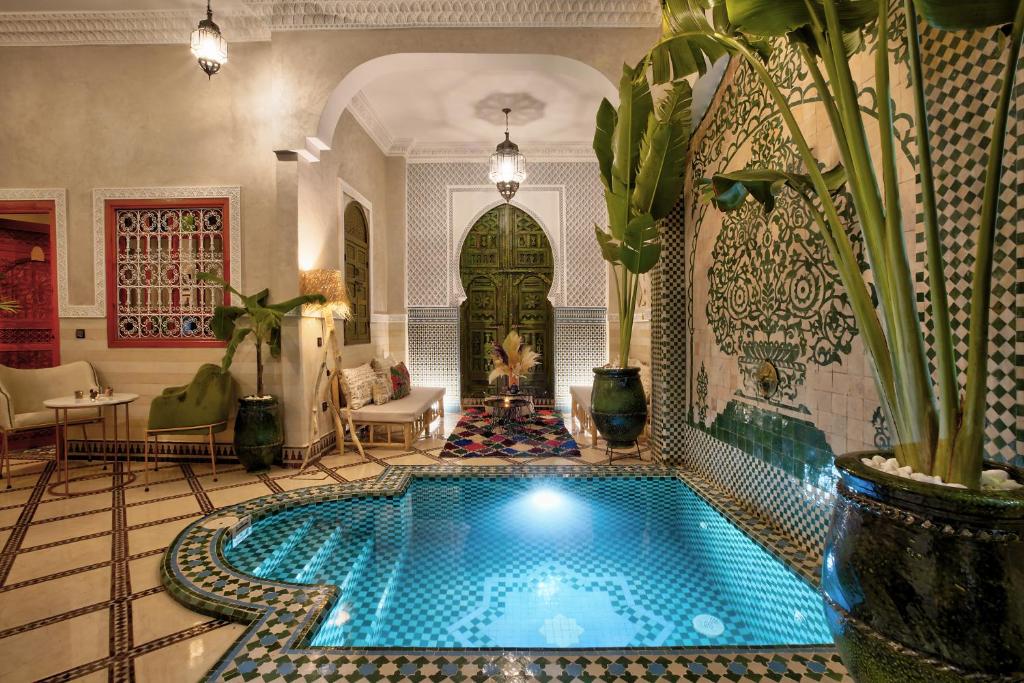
<box><xmin>222</xmin><ymin>475</ymin><xmax>831</xmax><ymax>650</ymax></box>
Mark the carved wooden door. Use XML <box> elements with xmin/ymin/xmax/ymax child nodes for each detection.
<box><xmin>459</xmin><ymin>205</ymin><xmax>554</xmax><ymax>400</ymax></box>
<box><xmin>0</xmin><ymin>202</ymin><xmax>59</xmax><ymax>369</ymax></box>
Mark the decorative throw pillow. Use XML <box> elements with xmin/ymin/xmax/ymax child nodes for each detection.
<box><xmin>389</xmin><ymin>361</ymin><xmax>411</xmax><ymax>400</ymax></box>
<box><xmin>341</xmin><ymin>364</ymin><xmax>376</xmax><ymax>410</ymax></box>
<box><xmin>371</xmin><ymin>371</ymin><xmax>392</xmax><ymax>405</ymax></box>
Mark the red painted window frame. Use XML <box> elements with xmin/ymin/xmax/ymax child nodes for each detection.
<box><xmin>104</xmin><ymin>197</ymin><xmax>230</xmax><ymax>349</ymax></box>
<box><xmin>0</xmin><ymin>199</ymin><xmax>60</xmax><ymax>366</ymax></box>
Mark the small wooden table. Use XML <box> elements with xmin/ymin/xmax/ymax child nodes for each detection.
<box><xmin>43</xmin><ymin>393</ymin><xmax>139</xmax><ymax>497</ymax></box>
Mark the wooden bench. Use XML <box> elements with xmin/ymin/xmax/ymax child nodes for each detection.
<box><xmin>339</xmin><ymin>387</ymin><xmax>445</xmax><ymax>450</ymax></box>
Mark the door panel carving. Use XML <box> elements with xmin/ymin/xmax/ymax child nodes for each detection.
<box><xmin>459</xmin><ymin>205</ymin><xmax>554</xmax><ymax>400</ymax></box>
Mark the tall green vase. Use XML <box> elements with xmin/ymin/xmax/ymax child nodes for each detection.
<box><xmin>590</xmin><ymin>367</ymin><xmax>647</xmax><ymax>448</ymax></box>
<box><xmin>233</xmin><ymin>396</ymin><xmax>283</xmax><ymax>471</ymax></box>
<box><xmin>823</xmin><ymin>453</ymin><xmax>1024</xmax><ymax>681</ymax></box>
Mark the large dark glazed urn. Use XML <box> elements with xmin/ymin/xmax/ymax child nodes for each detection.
<box><xmin>822</xmin><ymin>453</ymin><xmax>1024</xmax><ymax>682</ymax></box>
<box><xmin>233</xmin><ymin>396</ymin><xmax>283</xmax><ymax>471</ymax></box>
<box><xmin>590</xmin><ymin>367</ymin><xmax>647</xmax><ymax>448</ymax></box>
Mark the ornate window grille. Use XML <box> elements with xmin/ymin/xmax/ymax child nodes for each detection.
<box><xmin>105</xmin><ymin>198</ymin><xmax>230</xmax><ymax>347</ymax></box>
<box><xmin>343</xmin><ymin>201</ymin><xmax>371</xmax><ymax>345</ymax></box>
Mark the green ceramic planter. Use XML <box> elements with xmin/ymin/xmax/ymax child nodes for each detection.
<box><xmin>823</xmin><ymin>453</ymin><xmax>1024</xmax><ymax>682</ymax></box>
<box><xmin>233</xmin><ymin>396</ymin><xmax>283</xmax><ymax>472</ymax></box>
<box><xmin>590</xmin><ymin>366</ymin><xmax>647</xmax><ymax>448</ymax></box>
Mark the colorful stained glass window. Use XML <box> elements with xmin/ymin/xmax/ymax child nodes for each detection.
<box><xmin>105</xmin><ymin>198</ymin><xmax>230</xmax><ymax>347</ymax></box>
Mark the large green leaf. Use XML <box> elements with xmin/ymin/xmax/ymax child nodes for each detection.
<box><xmin>912</xmin><ymin>0</ymin><xmax>1021</xmax><ymax>29</ymax></box>
<box><xmin>266</xmin><ymin>294</ymin><xmax>325</xmax><ymax>314</ymax></box>
<box><xmin>195</xmin><ymin>271</ymin><xmax>244</xmax><ymax>301</ymax></box>
<box><xmin>210</xmin><ymin>304</ymin><xmax>246</xmax><ymax>341</ymax></box>
<box><xmin>702</xmin><ymin>164</ymin><xmax>847</xmax><ymax>213</ymax></box>
<box><xmin>611</xmin><ymin>63</ymin><xmax>654</xmax><ymax>194</ymax></box>
<box><xmin>632</xmin><ymin>81</ymin><xmax>693</xmax><ymax>219</ymax></box>
<box><xmin>594</xmin><ymin>98</ymin><xmax>617</xmax><ymax>191</ymax></box>
<box><xmin>724</xmin><ymin>0</ymin><xmax>876</xmax><ymax>36</ymax></box>
<box><xmin>221</xmin><ymin>327</ymin><xmax>252</xmax><ymax>371</ymax></box>
<box><xmin>604</xmin><ymin>188</ymin><xmax>629</xmax><ymax>240</ymax></box>
<box><xmin>594</xmin><ymin>226</ymin><xmax>622</xmax><ymax>264</ymax></box>
<box><xmin>619</xmin><ymin>213</ymin><xmax>662</xmax><ymax>274</ymax></box>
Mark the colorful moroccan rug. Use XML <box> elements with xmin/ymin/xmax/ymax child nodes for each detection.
<box><xmin>441</xmin><ymin>408</ymin><xmax>581</xmax><ymax>458</ymax></box>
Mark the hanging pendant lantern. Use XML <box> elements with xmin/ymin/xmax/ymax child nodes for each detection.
<box><xmin>488</xmin><ymin>108</ymin><xmax>527</xmax><ymax>202</ymax></box>
<box><xmin>191</xmin><ymin>0</ymin><xmax>228</xmax><ymax>79</ymax></box>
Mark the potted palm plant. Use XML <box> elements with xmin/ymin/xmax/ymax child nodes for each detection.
<box><xmin>647</xmin><ymin>0</ymin><xmax>1024</xmax><ymax>680</ymax></box>
<box><xmin>197</xmin><ymin>272</ymin><xmax>323</xmax><ymax>471</ymax></box>
<box><xmin>591</xmin><ymin>63</ymin><xmax>691</xmax><ymax>446</ymax></box>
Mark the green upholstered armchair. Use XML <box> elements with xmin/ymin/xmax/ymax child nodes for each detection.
<box><xmin>143</xmin><ymin>363</ymin><xmax>234</xmax><ymax>490</ymax></box>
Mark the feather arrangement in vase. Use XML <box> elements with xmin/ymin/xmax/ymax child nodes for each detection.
<box><xmin>488</xmin><ymin>330</ymin><xmax>540</xmax><ymax>392</ymax></box>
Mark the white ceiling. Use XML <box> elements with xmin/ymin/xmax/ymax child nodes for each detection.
<box><xmin>358</xmin><ymin>64</ymin><xmax>613</xmax><ymax>148</ymax></box>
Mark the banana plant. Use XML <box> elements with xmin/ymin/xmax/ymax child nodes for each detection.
<box><xmin>196</xmin><ymin>272</ymin><xmax>324</xmax><ymax>397</ymax></box>
<box><xmin>594</xmin><ymin>62</ymin><xmax>692</xmax><ymax>367</ymax></box>
<box><xmin>649</xmin><ymin>0</ymin><xmax>1024</xmax><ymax>487</ymax></box>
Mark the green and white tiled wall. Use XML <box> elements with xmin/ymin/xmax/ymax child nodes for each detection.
<box><xmin>651</xmin><ymin>1</ymin><xmax>1023</xmax><ymax>541</ymax></box>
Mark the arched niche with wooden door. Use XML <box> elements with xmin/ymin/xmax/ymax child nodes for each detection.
<box><xmin>459</xmin><ymin>204</ymin><xmax>554</xmax><ymax>401</ymax></box>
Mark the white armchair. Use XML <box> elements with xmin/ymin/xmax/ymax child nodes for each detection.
<box><xmin>0</xmin><ymin>361</ymin><xmax>102</xmax><ymax>488</ymax></box>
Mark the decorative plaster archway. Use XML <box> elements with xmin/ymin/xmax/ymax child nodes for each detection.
<box><xmin>451</xmin><ymin>193</ymin><xmax>563</xmax><ymax>306</ymax></box>
<box><xmin>308</xmin><ymin>52</ymin><xmax>618</xmax><ymax>159</ymax></box>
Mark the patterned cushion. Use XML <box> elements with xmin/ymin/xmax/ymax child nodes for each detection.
<box><xmin>371</xmin><ymin>372</ymin><xmax>392</xmax><ymax>405</ymax></box>
<box><xmin>390</xmin><ymin>362</ymin><xmax>411</xmax><ymax>400</ymax></box>
<box><xmin>341</xmin><ymin>364</ymin><xmax>376</xmax><ymax>410</ymax></box>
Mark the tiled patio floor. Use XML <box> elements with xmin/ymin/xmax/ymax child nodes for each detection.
<box><xmin>0</xmin><ymin>415</ymin><xmax>848</xmax><ymax>682</ymax></box>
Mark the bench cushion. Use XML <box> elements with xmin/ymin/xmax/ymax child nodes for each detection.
<box><xmin>569</xmin><ymin>385</ymin><xmax>592</xmax><ymax>409</ymax></box>
<box><xmin>348</xmin><ymin>386</ymin><xmax>444</xmax><ymax>423</ymax></box>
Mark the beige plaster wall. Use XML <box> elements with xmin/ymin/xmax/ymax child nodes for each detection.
<box><xmin>0</xmin><ymin>42</ymin><xmax>278</xmax><ymax>439</ymax></box>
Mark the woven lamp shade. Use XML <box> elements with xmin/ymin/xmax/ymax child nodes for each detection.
<box><xmin>300</xmin><ymin>268</ymin><xmax>351</xmax><ymax>318</ymax></box>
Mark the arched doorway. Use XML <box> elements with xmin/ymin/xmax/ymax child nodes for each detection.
<box><xmin>459</xmin><ymin>204</ymin><xmax>554</xmax><ymax>401</ymax></box>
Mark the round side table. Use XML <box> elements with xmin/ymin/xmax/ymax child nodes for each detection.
<box><xmin>43</xmin><ymin>393</ymin><xmax>139</xmax><ymax>497</ymax></box>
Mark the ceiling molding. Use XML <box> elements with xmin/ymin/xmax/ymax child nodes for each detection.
<box><xmin>346</xmin><ymin>92</ymin><xmax>396</xmax><ymax>154</ymax></box>
<box><xmin>0</xmin><ymin>1</ymin><xmax>659</xmax><ymax>47</ymax></box>
<box><xmin>346</xmin><ymin>90</ymin><xmax>596</xmax><ymax>161</ymax></box>
<box><xmin>0</xmin><ymin>11</ymin><xmax>270</xmax><ymax>46</ymax></box>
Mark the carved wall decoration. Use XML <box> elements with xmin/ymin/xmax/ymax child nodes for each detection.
<box><xmin>0</xmin><ymin>1</ymin><xmax>660</xmax><ymax>46</ymax></box>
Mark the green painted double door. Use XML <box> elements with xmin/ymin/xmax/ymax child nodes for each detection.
<box><xmin>459</xmin><ymin>205</ymin><xmax>554</xmax><ymax>400</ymax></box>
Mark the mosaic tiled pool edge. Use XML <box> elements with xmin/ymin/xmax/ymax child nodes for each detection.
<box><xmin>162</xmin><ymin>465</ymin><xmax>845</xmax><ymax>682</ymax></box>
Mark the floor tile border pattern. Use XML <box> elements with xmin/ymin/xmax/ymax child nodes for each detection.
<box><xmin>161</xmin><ymin>464</ymin><xmax>846</xmax><ymax>682</ymax></box>
<box><xmin>111</xmin><ymin>461</ymin><xmax>133</xmax><ymax>682</ymax></box>
<box><xmin>0</xmin><ymin>460</ymin><xmax>56</xmax><ymax>586</ymax></box>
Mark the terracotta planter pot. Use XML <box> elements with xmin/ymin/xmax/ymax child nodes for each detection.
<box><xmin>823</xmin><ymin>453</ymin><xmax>1024</xmax><ymax>682</ymax></box>
<box><xmin>590</xmin><ymin>366</ymin><xmax>647</xmax><ymax>448</ymax></box>
<box><xmin>233</xmin><ymin>396</ymin><xmax>283</xmax><ymax>472</ymax></box>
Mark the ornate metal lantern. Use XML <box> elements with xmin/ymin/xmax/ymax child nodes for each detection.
<box><xmin>190</xmin><ymin>0</ymin><xmax>228</xmax><ymax>78</ymax></box>
<box><xmin>488</xmin><ymin>108</ymin><xmax>527</xmax><ymax>202</ymax></box>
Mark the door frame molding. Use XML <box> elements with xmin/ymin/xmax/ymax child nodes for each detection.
<box><xmin>0</xmin><ymin>197</ymin><xmax>61</xmax><ymax>365</ymax></box>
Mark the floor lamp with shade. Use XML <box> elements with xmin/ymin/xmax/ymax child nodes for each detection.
<box><xmin>299</xmin><ymin>268</ymin><xmax>365</xmax><ymax>471</ymax></box>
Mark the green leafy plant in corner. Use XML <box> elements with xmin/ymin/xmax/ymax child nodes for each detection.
<box><xmin>594</xmin><ymin>62</ymin><xmax>693</xmax><ymax>368</ymax></box>
<box><xmin>650</xmin><ymin>0</ymin><xmax>1024</xmax><ymax>487</ymax></box>
<box><xmin>196</xmin><ymin>272</ymin><xmax>324</xmax><ymax>398</ymax></box>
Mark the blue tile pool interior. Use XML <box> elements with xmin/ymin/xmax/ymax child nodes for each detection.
<box><xmin>222</xmin><ymin>476</ymin><xmax>832</xmax><ymax>649</ymax></box>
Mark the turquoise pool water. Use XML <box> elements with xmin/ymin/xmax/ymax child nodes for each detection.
<box><xmin>223</xmin><ymin>476</ymin><xmax>832</xmax><ymax>649</ymax></box>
